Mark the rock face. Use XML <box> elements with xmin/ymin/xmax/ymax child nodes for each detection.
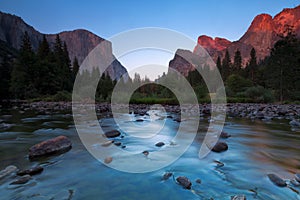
<box><xmin>0</xmin><ymin>11</ymin><xmax>127</xmax><ymax>80</ymax></box>
<box><xmin>29</xmin><ymin>135</ymin><xmax>72</xmax><ymax>159</ymax></box>
<box><xmin>170</xmin><ymin>5</ymin><xmax>300</xmax><ymax>75</ymax></box>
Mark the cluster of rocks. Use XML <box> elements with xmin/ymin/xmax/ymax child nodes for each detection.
<box><xmin>268</xmin><ymin>173</ymin><xmax>300</xmax><ymax>188</ymax></box>
<box><xmin>1</xmin><ymin>135</ymin><xmax>72</xmax><ymax>186</ymax></box>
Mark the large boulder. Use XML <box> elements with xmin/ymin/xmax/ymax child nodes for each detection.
<box><xmin>29</xmin><ymin>136</ymin><xmax>72</xmax><ymax>159</ymax></box>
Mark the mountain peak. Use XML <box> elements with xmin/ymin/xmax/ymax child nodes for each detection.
<box><xmin>247</xmin><ymin>14</ymin><xmax>274</xmax><ymax>32</ymax></box>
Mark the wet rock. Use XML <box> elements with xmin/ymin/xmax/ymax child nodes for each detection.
<box><xmin>267</xmin><ymin>174</ymin><xmax>287</xmax><ymax>187</ymax></box>
<box><xmin>104</xmin><ymin>157</ymin><xmax>113</xmax><ymax>164</ymax></box>
<box><xmin>155</xmin><ymin>142</ymin><xmax>165</xmax><ymax>147</ymax></box>
<box><xmin>176</xmin><ymin>176</ymin><xmax>192</xmax><ymax>189</ymax></box>
<box><xmin>29</xmin><ymin>136</ymin><xmax>72</xmax><ymax>159</ymax></box>
<box><xmin>220</xmin><ymin>131</ymin><xmax>231</xmax><ymax>139</ymax></box>
<box><xmin>212</xmin><ymin>142</ymin><xmax>228</xmax><ymax>153</ymax></box>
<box><xmin>17</xmin><ymin>166</ymin><xmax>43</xmax><ymax>176</ymax></box>
<box><xmin>135</xmin><ymin>119</ymin><xmax>144</xmax><ymax>122</ymax></box>
<box><xmin>121</xmin><ymin>145</ymin><xmax>126</xmax><ymax>149</ymax></box>
<box><xmin>142</xmin><ymin>151</ymin><xmax>149</xmax><ymax>156</ymax></box>
<box><xmin>195</xmin><ymin>179</ymin><xmax>201</xmax><ymax>184</ymax></box>
<box><xmin>10</xmin><ymin>175</ymin><xmax>31</xmax><ymax>185</ymax></box>
<box><xmin>0</xmin><ymin>165</ymin><xmax>18</xmax><ymax>179</ymax></box>
<box><xmin>174</xmin><ymin>118</ymin><xmax>181</xmax><ymax>122</ymax></box>
<box><xmin>295</xmin><ymin>174</ymin><xmax>300</xmax><ymax>183</ymax></box>
<box><xmin>231</xmin><ymin>194</ymin><xmax>246</xmax><ymax>200</ymax></box>
<box><xmin>114</xmin><ymin>141</ymin><xmax>122</xmax><ymax>146</ymax></box>
<box><xmin>104</xmin><ymin>130</ymin><xmax>121</xmax><ymax>138</ymax></box>
<box><xmin>162</xmin><ymin>172</ymin><xmax>172</xmax><ymax>180</ymax></box>
<box><xmin>213</xmin><ymin>160</ymin><xmax>224</xmax><ymax>168</ymax></box>
<box><xmin>167</xmin><ymin>115</ymin><xmax>173</xmax><ymax>119</ymax></box>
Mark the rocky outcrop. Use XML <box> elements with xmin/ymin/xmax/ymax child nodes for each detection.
<box><xmin>0</xmin><ymin>11</ymin><xmax>127</xmax><ymax>80</ymax></box>
<box><xmin>29</xmin><ymin>135</ymin><xmax>72</xmax><ymax>159</ymax></box>
<box><xmin>173</xmin><ymin>5</ymin><xmax>300</xmax><ymax>75</ymax></box>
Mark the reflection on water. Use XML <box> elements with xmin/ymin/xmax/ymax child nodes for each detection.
<box><xmin>0</xmin><ymin>109</ymin><xmax>300</xmax><ymax>200</ymax></box>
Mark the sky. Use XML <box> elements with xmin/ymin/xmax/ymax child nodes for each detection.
<box><xmin>0</xmin><ymin>0</ymin><xmax>299</xmax><ymax>79</ymax></box>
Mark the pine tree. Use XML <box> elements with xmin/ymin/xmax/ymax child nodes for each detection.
<box><xmin>233</xmin><ymin>49</ymin><xmax>242</xmax><ymax>75</ymax></box>
<box><xmin>246</xmin><ymin>48</ymin><xmax>257</xmax><ymax>83</ymax></box>
<box><xmin>72</xmin><ymin>56</ymin><xmax>80</xmax><ymax>80</ymax></box>
<box><xmin>222</xmin><ymin>50</ymin><xmax>231</xmax><ymax>80</ymax></box>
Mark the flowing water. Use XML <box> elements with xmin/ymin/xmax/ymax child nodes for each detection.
<box><xmin>0</xmin><ymin>108</ymin><xmax>300</xmax><ymax>200</ymax></box>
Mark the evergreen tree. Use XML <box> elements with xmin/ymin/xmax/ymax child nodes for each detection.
<box><xmin>222</xmin><ymin>50</ymin><xmax>231</xmax><ymax>80</ymax></box>
<box><xmin>233</xmin><ymin>49</ymin><xmax>242</xmax><ymax>75</ymax></box>
<box><xmin>246</xmin><ymin>48</ymin><xmax>258</xmax><ymax>83</ymax></box>
<box><xmin>72</xmin><ymin>56</ymin><xmax>80</xmax><ymax>80</ymax></box>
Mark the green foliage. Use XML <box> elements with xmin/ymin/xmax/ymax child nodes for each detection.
<box><xmin>226</xmin><ymin>74</ymin><xmax>252</xmax><ymax>94</ymax></box>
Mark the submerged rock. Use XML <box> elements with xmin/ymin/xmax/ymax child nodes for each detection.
<box><xmin>220</xmin><ymin>131</ymin><xmax>231</xmax><ymax>138</ymax></box>
<box><xmin>0</xmin><ymin>165</ymin><xmax>18</xmax><ymax>180</ymax></box>
<box><xmin>176</xmin><ymin>176</ymin><xmax>192</xmax><ymax>189</ymax></box>
<box><xmin>142</xmin><ymin>151</ymin><xmax>149</xmax><ymax>156</ymax></box>
<box><xmin>267</xmin><ymin>174</ymin><xmax>287</xmax><ymax>187</ymax></box>
<box><xmin>135</xmin><ymin>119</ymin><xmax>144</xmax><ymax>122</ymax></box>
<box><xmin>17</xmin><ymin>166</ymin><xmax>43</xmax><ymax>176</ymax></box>
<box><xmin>104</xmin><ymin>130</ymin><xmax>121</xmax><ymax>138</ymax></box>
<box><xmin>29</xmin><ymin>136</ymin><xmax>72</xmax><ymax>159</ymax></box>
<box><xmin>104</xmin><ymin>157</ymin><xmax>113</xmax><ymax>164</ymax></box>
<box><xmin>231</xmin><ymin>195</ymin><xmax>246</xmax><ymax>200</ymax></box>
<box><xmin>114</xmin><ymin>141</ymin><xmax>122</xmax><ymax>146</ymax></box>
<box><xmin>10</xmin><ymin>175</ymin><xmax>31</xmax><ymax>185</ymax></box>
<box><xmin>162</xmin><ymin>172</ymin><xmax>173</xmax><ymax>180</ymax></box>
<box><xmin>212</xmin><ymin>142</ymin><xmax>228</xmax><ymax>153</ymax></box>
<box><xmin>291</xmin><ymin>179</ymin><xmax>300</xmax><ymax>186</ymax></box>
<box><xmin>155</xmin><ymin>142</ymin><xmax>165</xmax><ymax>147</ymax></box>
<box><xmin>195</xmin><ymin>179</ymin><xmax>201</xmax><ymax>184</ymax></box>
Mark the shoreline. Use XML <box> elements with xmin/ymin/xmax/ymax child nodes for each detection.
<box><xmin>1</xmin><ymin>101</ymin><xmax>299</xmax><ymax>123</ymax></box>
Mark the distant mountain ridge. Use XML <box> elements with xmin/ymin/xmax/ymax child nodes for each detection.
<box><xmin>0</xmin><ymin>11</ymin><xmax>127</xmax><ymax>80</ymax></box>
<box><xmin>170</xmin><ymin>5</ymin><xmax>300</xmax><ymax>76</ymax></box>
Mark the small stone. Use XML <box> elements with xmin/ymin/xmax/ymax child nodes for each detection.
<box><xmin>155</xmin><ymin>142</ymin><xmax>165</xmax><ymax>147</ymax></box>
<box><xmin>142</xmin><ymin>151</ymin><xmax>149</xmax><ymax>156</ymax></box>
<box><xmin>267</xmin><ymin>174</ymin><xmax>287</xmax><ymax>187</ymax></box>
<box><xmin>231</xmin><ymin>194</ymin><xmax>246</xmax><ymax>200</ymax></box>
<box><xmin>17</xmin><ymin>166</ymin><xmax>43</xmax><ymax>176</ymax></box>
<box><xmin>104</xmin><ymin>130</ymin><xmax>121</xmax><ymax>138</ymax></box>
<box><xmin>136</xmin><ymin>119</ymin><xmax>144</xmax><ymax>122</ymax></box>
<box><xmin>212</xmin><ymin>142</ymin><xmax>228</xmax><ymax>153</ymax></box>
<box><xmin>220</xmin><ymin>131</ymin><xmax>231</xmax><ymax>139</ymax></box>
<box><xmin>10</xmin><ymin>175</ymin><xmax>31</xmax><ymax>185</ymax></box>
<box><xmin>114</xmin><ymin>141</ymin><xmax>122</xmax><ymax>146</ymax></box>
<box><xmin>0</xmin><ymin>165</ymin><xmax>18</xmax><ymax>179</ymax></box>
<box><xmin>104</xmin><ymin>157</ymin><xmax>113</xmax><ymax>164</ymax></box>
<box><xmin>195</xmin><ymin>179</ymin><xmax>201</xmax><ymax>184</ymax></box>
<box><xmin>176</xmin><ymin>176</ymin><xmax>192</xmax><ymax>190</ymax></box>
<box><xmin>162</xmin><ymin>172</ymin><xmax>172</xmax><ymax>180</ymax></box>
<box><xmin>121</xmin><ymin>145</ymin><xmax>126</xmax><ymax>149</ymax></box>
<box><xmin>213</xmin><ymin>160</ymin><xmax>224</xmax><ymax>168</ymax></box>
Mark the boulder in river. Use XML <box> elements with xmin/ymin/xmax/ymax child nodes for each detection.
<box><xmin>10</xmin><ymin>175</ymin><xmax>31</xmax><ymax>185</ymax></box>
<box><xmin>220</xmin><ymin>131</ymin><xmax>231</xmax><ymax>139</ymax></box>
<box><xmin>176</xmin><ymin>176</ymin><xmax>192</xmax><ymax>189</ymax></box>
<box><xmin>0</xmin><ymin>165</ymin><xmax>18</xmax><ymax>180</ymax></box>
<box><xmin>17</xmin><ymin>166</ymin><xmax>43</xmax><ymax>176</ymax></box>
<box><xmin>104</xmin><ymin>130</ymin><xmax>121</xmax><ymax>138</ymax></box>
<box><xmin>267</xmin><ymin>174</ymin><xmax>287</xmax><ymax>187</ymax></box>
<box><xmin>29</xmin><ymin>135</ymin><xmax>72</xmax><ymax>159</ymax></box>
<box><xmin>155</xmin><ymin>142</ymin><xmax>165</xmax><ymax>147</ymax></box>
<box><xmin>212</xmin><ymin>142</ymin><xmax>228</xmax><ymax>153</ymax></box>
<box><xmin>231</xmin><ymin>195</ymin><xmax>246</xmax><ymax>200</ymax></box>
<box><xmin>162</xmin><ymin>172</ymin><xmax>173</xmax><ymax>180</ymax></box>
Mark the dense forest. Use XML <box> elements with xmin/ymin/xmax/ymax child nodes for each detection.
<box><xmin>0</xmin><ymin>29</ymin><xmax>299</xmax><ymax>103</ymax></box>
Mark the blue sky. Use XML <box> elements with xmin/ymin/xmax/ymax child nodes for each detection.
<box><xmin>0</xmin><ymin>0</ymin><xmax>299</xmax><ymax>79</ymax></box>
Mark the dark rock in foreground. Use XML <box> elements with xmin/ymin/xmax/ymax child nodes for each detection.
<box><xmin>0</xmin><ymin>165</ymin><xmax>18</xmax><ymax>179</ymax></box>
<box><xmin>267</xmin><ymin>174</ymin><xmax>287</xmax><ymax>187</ymax></box>
<box><xmin>162</xmin><ymin>172</ymin><xmax>173</xmax><ymax>180</ymax></box>
<box><xmin>212</xmin><ymin>142</ymin><xmax>228</xmax><ymax>153</ymax></box>
<box><xmin>155</xmin><ymin>142</ymin><xmax>165</xmax><ymax>147</ymax></box>
<box><xmin>10</xmin><ymin>175</ymin><xmax>31</xmax><ymax>185</ymax></box>
<box><xmin>105</xmin><ymin>130</ymin><xmax>121</xmax><ymax>138</ymax></box>
<box><xmin>17</xmin><ymin>166</ymin><xmax>43</xmax><ymax>176</ymax></box>
<box><xmin>176</xmin><ymin>176</ymin><xmax>192</xmax><ymax>189</ymax></box>
<box><xmin>231</xmin><ymin>195</ymin><xmax>246</xmax><ymax>200</ymax></box>
<box><xmin>220</xmin><ymin>131</ymin><xmax>231</xmax><ymax>139</ymax></box>
<box><xmin>29</xmin><ymin>136</ymin><xmax>72</xmax><ymax>159</ymax></box>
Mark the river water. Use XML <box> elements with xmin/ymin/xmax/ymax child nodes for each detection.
<box><xmin>0</xmin><ymin>108</ymin><xmax>300</xmax><ymax>200</ymax></box>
